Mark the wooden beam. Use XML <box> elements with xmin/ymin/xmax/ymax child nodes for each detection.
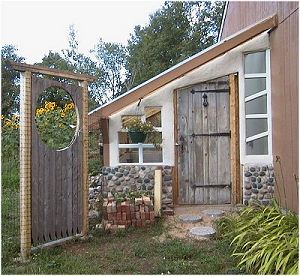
<box><xmin>154</xmin><ymin>169</ymin><xmax>162</xmax><ymax>217</ymax></box>
<box><xmin>80</xmin><ymin>80</ymin><xmax>89</xmax><ymax>236</ymax></box>
<box><xmin>92</xmin><ymin>14</ymin><xmax>278</xmax><ymax>118</ymax></box>
<box><xmin>19</xmin><ymin>71</ymin><xmax>32</xmax><ymax>261</ymax></box>
<box><xmin>9</xmin><ymin>61</ymin><xmax>97</xmax><ymax>82</ymax></box>
<box><xmin>100</xmin><ymin>118</ymin><xmax>110</xmax><ymax>166</ymax></box>
<box><xmin>229</xmin><ymin>74</ymin><xmax>241</xmax><ymax>204</ymax></box>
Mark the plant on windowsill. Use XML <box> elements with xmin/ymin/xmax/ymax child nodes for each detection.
<box><xmin>123</xmin><ymin>117</ymin><xmax>161</xmax><ymax>148</ymax></box>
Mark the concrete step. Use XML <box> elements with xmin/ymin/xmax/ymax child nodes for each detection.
<box><xmin>189</xmin><ymin>226</ymin><xmax>216</xmax><ymax>238</ymax></box>
<box><xmin>177</xmin><ymin>214</ymin><xmax>202</xmax><ymax>223</ymax></box>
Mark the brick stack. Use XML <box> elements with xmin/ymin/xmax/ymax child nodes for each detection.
<box><xmin>103</xmin><ymin>196</ymin><xmax>155</xmax><ymax>230</ymax></box>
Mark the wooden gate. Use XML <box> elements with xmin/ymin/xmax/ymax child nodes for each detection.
<box><xmin>176</xmin><ymin>76</ymin><xmax>231</xmax><ymax>204</ymax></box>
<box><xmin>31</xmin><ymin>76</ymin><xmax>83</xmax><ymax>244</ymax></box>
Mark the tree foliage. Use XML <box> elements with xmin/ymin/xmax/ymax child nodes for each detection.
<box><xmin>126</xmin><ymin>1</ymin><xmax>225</xmax><ymax>88</ymax></box>
<box><xmin>1</xmin><ymin>45</ymin><xmax>25</xmax><ymax>116</ymax></box>
<box><xmin>91</xmin><ymin>39</ymin><xmax>127</xmax><ymax>100</ymax></box>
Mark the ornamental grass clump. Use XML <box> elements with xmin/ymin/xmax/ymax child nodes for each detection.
<box><xmin>216</xmin><ymin>200</ymin><xmax>298</xmax><ymax>275</ymax></box>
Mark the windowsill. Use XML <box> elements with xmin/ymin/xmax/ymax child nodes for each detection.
<box><xmin>242</xmin><ymin>154</ymin><xmax>273</xmax><ymax>165</ymax></box>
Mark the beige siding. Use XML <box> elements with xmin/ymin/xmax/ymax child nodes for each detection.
<box><xmin>221</xmin><ymin>1</ymin><xmax>299</xmax><ymax>212</ymax></box>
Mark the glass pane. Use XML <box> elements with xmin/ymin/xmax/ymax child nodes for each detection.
<box><xmin>119</xmin><ymin>148</ymin><xmax>139</xmax><ymax>163</ymax></box>
<box><xmin>245</xmin><ymin>95</ymin><xmax>267</xmax><ymax>115</ymax></box>
<box><xmin>121</xmin><ymin>115</ymin><xmax>141</xmax><ymax>128</ymax></box>
<box><xmin>244</xmin><ymin>51</ymin><xmax>266</xmax><ymax>74</ymax></box>
<box><xmin>246</xmin><ymin>136</ymin><xmax>268</xmax><ymax>155</ymax></box>
<box><xmin>118</xmin><ymin>132</ymin><xmax>130</xmax><ymax>144</ymax></box>
<box><xmin>143</xmin><ymin>147</ymin><xmax>163</xmax><ymax>163</ymax></box>
<box><xmin>246</xmin><ymin>118</ymin><xmax>268</xmax><ymax>138</ymax></box>
<box><xmin>144</xmin><ymin>132</ymin><xmax>162</xmax><ymax>144</ymax></box>
<box><xmin>245</xmin><ymin>78</ymin><xmax>266</xmax><ymax>97</ymax></box>
<box><xmin>145</xmin><ymin>107</ymin><xmax>161</xmax><ymax>127</ymax></box>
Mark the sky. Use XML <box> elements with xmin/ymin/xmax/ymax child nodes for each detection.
<box><xmin>1</xmin><ymin>0</ymin><xmax>164</xmax><ymax>64</ymax></box>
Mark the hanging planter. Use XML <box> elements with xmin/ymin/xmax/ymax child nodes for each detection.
<box><xmin>128</xmin><ymin>131</ymin><xmax>147</xmax><ymax>143</ymax></box>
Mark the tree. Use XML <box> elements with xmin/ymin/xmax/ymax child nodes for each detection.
<box><xmin>126</xmin><ymin>1</ymin><xmax>225</xmax><ymax>88</ymax></box>
<box><xmin>1</xmin><ymin>45</ymin><xmax>25</xmax><ymax>116</ymax></box>
<box><xmin>39</xmin><ymin>25</ymin><xmax>104</xmax><ymax>110</ymax></box>
<box><xmin>91</xmin><ymin>39</ymin><xmax>127</xmax><ymax>100</ymax></box>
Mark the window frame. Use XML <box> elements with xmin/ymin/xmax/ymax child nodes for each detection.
<box><xmin>118</xmin><ymin>107</ymin><xmax>163</xmax><ymax>165</ymax></box>
<box><xmin>242</xmin><ymin>49</ymin><xmax>272</xmax><ymax>164</ymax></box>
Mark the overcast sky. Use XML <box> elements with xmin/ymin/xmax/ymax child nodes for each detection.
<box><xmin>1</xmin><ymin>0</ymin><xmax>164</xmax><ymax>64</ymax></box>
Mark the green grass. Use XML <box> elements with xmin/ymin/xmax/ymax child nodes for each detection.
<box><xmin>2</xmin><ymin>219</ymin><xmax>238</xmax><ymax>274</ymax></box>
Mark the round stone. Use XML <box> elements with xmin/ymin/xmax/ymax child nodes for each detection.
<box><xmin>189</xmin><ymin>226</ymin><xmax>216</xmax><ymax>238</ymax></box>
<box><xmin>178</xmin><ymin>214</ymin><xmax>202</xmax><ymax>223</ymax></box>
<box><xmin>244</xmin><ymin>171</ymin><xmax>252</xmax><ymax>177</ymax></box>
<box><xmin>202</xmin><ymin>209</ymin><xmax>224</xmax><ymax>217</ymax></box>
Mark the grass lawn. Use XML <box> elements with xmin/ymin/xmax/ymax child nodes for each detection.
<box><xmin>2</xmin><ymin>219</ymin><xmax>239</xmax><ymax>274</ymax></box>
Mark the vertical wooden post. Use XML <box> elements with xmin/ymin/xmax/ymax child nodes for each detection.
<box><xmin>154</xmin><ymin>169</ymin><xmax>162</xmax><ymax>217</ymax></box>
<box><xmin>19</xmin><ymin>71</ymin><xmax>32</xmax><ymax>260</ymax></box>
<box><xmin>81</xmin><ymin>81</ymin><xmax>89</xmax><ymax>236</ymax></box>
<box><xmin>229</xmin><ymin>74</ymin><xmax>241</xmax><ymax>204</ymax></box>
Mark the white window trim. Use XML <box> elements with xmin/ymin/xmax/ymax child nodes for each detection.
<box><xmin>118</xmin><ymin>107</ymin><xmax>163</xmax><ymax>165</ymax></box>
<box><xmin>241</xmin><ymin>49</ymin><xmax>273</xmax><ymax>164</ymax></box>
<box><xmin>118</xmin><ymin>143</ymin><xmax>163</xmax><ymax>165</ymax></box>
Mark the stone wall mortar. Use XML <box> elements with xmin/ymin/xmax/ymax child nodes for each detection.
<box><xmin>100</xmin><ymin>165</ymin><xmax>174</xmax><ymax>215</ymax></box>
<box><xmin>243</xmin><ymin>164</ymin><xmax>275</xmax><ymax>206</ymax></box>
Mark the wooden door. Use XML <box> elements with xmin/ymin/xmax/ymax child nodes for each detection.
<box><xmin>177</xmin><ymin>76</ymin><xmax>231</xmax><ymax>204</ymax></box>
<box><xmin>31</xmin><ymin>76</ymin><xmax>83</xmax><ymax>245</ymax></box>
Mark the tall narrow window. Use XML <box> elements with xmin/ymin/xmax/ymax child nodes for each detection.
<box><xmin>244</xmin><ymin>50</ymin><xmax>271</xmax><ymax>158</ymax></box>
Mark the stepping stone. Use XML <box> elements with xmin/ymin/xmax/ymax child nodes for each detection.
<box><xmin>189</xmin><ymin>226</ymin><xmax>216</xmax><ymax>238</ymax></box>
<box><xmin>177</xmin><ymin>214</ymin><xmax>202</xmax><ymax>223</ymax></box>
<box><xmin>202</xmin><ymin>209</ymin><xmax>224</xmax><ymax>218</ymax></box>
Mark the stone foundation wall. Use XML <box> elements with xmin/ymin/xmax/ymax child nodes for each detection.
<box><xmin>243</xmin><ymin>164</ymin><xmax>275</xmax><ymax>205</ymax></box>
<box><xmin>101</xmin><ymin>165</ymin><xmax>174</xmax><ymax>215</ymax></box>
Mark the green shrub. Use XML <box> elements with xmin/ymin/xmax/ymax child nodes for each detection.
<box><xmin>216</xmin><ymin>200</ymin><xmax>298</xmax><ymax>274</ymax></box>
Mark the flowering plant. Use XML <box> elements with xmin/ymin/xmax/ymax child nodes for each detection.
<box><xmin>123</xmin><ymin>117</ymin><xmax>155</xmax><ymax>133</ymax></box>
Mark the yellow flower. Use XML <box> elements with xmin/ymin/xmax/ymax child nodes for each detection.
<box><xmin>1</xmin><ymin>115</ymin><xmax>4</xmax><ymax>120</ymax></box>
<box><xmin>60</xmin><ymin>112</ymin><xmax>65</xmax><ymax>118</ymax></box>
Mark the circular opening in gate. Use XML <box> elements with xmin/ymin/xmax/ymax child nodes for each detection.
<box><xmin>35</xmin><ymin>86</ymin><xmax>78</xmax><ymax>151</ymax></box>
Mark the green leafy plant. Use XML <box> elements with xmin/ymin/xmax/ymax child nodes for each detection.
<box><xmin>112</xmin><ymin>190</ymin><xmax>153</xmax><ymax>203</ymax></box>
<box><xmin>216</xmin><ymin>200</ymin><xmax>299</xmax><ymax>274</ymax></box>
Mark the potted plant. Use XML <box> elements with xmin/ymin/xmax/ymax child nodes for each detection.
<box><xmin>123</xmin><ymin>117</ymin><xmax>158</xmax><ymax>144</ymax></box>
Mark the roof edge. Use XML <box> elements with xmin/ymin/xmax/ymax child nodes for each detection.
<box><xmin>218</xmin><ymin>1</ymin><xmax>229</xmax><ymax>42</ymax></box>
<box><xmin>89</xmin><ymin>13</ymin><xmax>278</xmax><ymax>123</ymax></box>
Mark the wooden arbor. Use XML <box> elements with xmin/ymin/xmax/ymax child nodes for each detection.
<box><xmin>10</xmin><ymin>62</ymin><xmax>96</xmax><ymax>261</ymax></box>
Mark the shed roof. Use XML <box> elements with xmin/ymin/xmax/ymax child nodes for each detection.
<box><xmin>89</xmin><ymin>14</ymin><xmax>277</xmax><ymax>126</ymax></box>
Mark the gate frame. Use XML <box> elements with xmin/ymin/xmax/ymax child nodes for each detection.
<box><xmin>10</xmin><ymin>62</ymin><xmax>96</xmax><ymax>261</ymax></box>
<box><xmin>173</xmin><ymin>73</ymin><xmax>241</xmax><ymax>205</ymax></box>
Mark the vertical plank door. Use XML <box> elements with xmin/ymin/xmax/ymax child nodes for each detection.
<box><xmin>177</xmin><ymin>76</ymin><xmax>231</xmax><ymax>204</ymax></box>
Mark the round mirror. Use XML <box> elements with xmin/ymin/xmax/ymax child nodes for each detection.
<box><xmin>35</xmin><ymin>86</ymin><xmax>78</xmax><ymax>151</ymax></box>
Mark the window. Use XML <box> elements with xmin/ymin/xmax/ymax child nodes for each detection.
<box><xmin>118</xmin><ymin>107</ymin><xmax>163</xmax><ymax>164</ymax></box>
<box><xmin>243</xmin><ymin>50</ymin><xmax>272</xmax><ymax>160</ymax></box>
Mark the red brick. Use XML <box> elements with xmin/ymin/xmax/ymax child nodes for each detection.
<box><xmin>126</xmin><ymin>213</ymin><xmax>131</xmax><ymax>220</ymax></box>
<box><xmin>117</xmin><ymin>212</ymin><xmax>122</xmax><ymax>220</ymax></box>
<box><xmin>130</xmin><ymin>204</ymin><xmax>135</xmax><ymax>212</ymax></box>
<box><xmin>150</xmin><ymin>211</ymin><xmax>155</xmax><ymax>221</ymax></box>
<box><xmin>142</xmin><ymin>196</ymin><xmax>151</xmax><ymax>206</ymax></box>
<box><xmin>111</xmin><ymin>201</ymin><xmax>117</xmax><ymax>212</ymax></box>
<box><xmin>140</xmin><ymin>205</ymin><xmax>145</xmax><ymax>212</ymax></box>
<box><xmin>107</xmin><ymin>213</ymin><xmax>114</xmax><ymax>221</ymax></box>
<box><xmin>117</xmin><ymin>205</ymin><xmax>121</xmax><ymax>213</ymax></box>
<box><xmin>141</xmin><ymin>220</ymin><xmax>146</xmax><ymax>227</ymax></box>
<box><xmin>144</xmin><ymin>205</ymin><xmax>149</xmax><ymax>213</ymax></box>
<box><xmin>136</xmin><ymin>220</ymin><xmax>142</xmax><ymax>227</ymax></box>
<box><xmin>135</xmin><ymin>205</ymin><xmax>140</xmax><ymax>212</ymax></box>
<box><xmin>107</xmin><ymin>203</ymin><xmax>112</xmax><ymax>213</ymax></box>
<box><xmin>135</xmin><ymin>212</ymin><xmax>141</xmax><ymax>220</ymax></box>
<box><xmin>140</xmin><ymin>211</ymin><xmax>145</xmax><ymax>220</ymax></box>
<box><xmin>135</xmin><ymin>198</ymin><xmax>143</xmax><ymax>205</ymax></box>
<box><xmin>122</xmin><ymin>212</ymin><xmax>127</xmax><ymax>221</ymax></box>
<box><xmin>145</xmin><ymin>212</ymin><xmax>150</xmax><ymax>220</ymax></box>
<box><xmin>108</xmin><ymin>196</ymin><xmax>114</xmax><ymax>203</ymax></box>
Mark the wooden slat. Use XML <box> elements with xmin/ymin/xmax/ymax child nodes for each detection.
<box><xmin>66</xmin><ymin>148</ymin><xmax>73</xmax><ymax>236</ymax></box>
<box><xmin>9</xmin><ymin>61</ymin><xmax>96</xmax><ymax>82</ymax></box>
<box><xmin>188</xmin><ymin>90</ymin><xmax>195</xmax><ymax>204</ymax></box>
<box><xmin>55</xmin><ymin>150</ymin><xmax>62</xmax><ymax>239</ymax></box>
<box><xmin>173</xmin><ymin>90</ymin><xmax>179</xmax><ymax>205</ymax></box>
